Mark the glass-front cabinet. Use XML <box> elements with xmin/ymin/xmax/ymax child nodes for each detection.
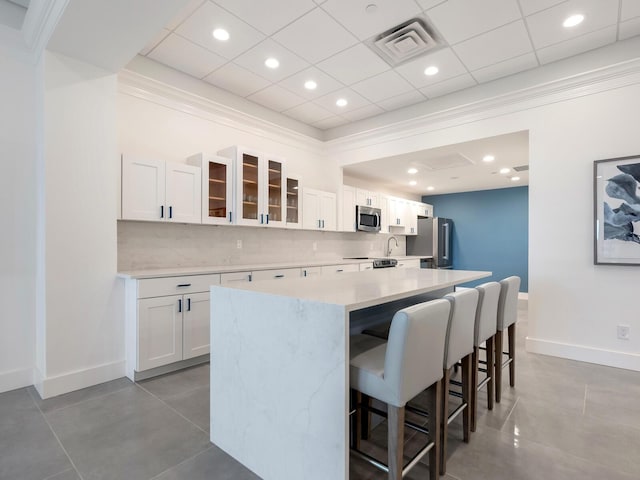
<box><xmin>218</xmin><ymin>146</ymin><xmax>286</xmax><ymax>227</ymax></box>
<box><xmin>187</xmin><ymin>153</ymin><xmax>233</xmax><ymax>225</ymax></box>
<box><xmin>286</xmin><ymin>177</ymin><xmax>301</xmax><ymax>228</ymax></box>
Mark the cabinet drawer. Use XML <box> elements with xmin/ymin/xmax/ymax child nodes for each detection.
<box><xmin>321</xmin><ymin>263</ymin><xmax>359</xmax><ymax>275</ymax></box>
<box><xmin>359</xmin><ymin>262</ymin><xmax>374</xmax><ymax>271</ymax></box>
<box><xmin>302</xmin><ymin>266</ymin><xmax>322</xmax><ymax>277</ymax></box>
<box><xmin>138</xmin><ymin>274</ymin><xmax>221</xmax><ymax>298</ymax></box>
<box><xmin>220</xmin><ymin>271</ymin><xmax>252</xmax><ymax>284</ymax></box>
<box><xmin>251</xmin><ymin>268</ymin><xmax>302</xmax><ymax>281</ymax></box>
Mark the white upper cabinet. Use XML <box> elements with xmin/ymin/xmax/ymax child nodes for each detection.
<box><xmin>388</xmin><ymin>197</ymin><xmax>407</xmax><ymax>228</ymax></box>
<box><xmin>122</xmin><ymin>155</ymin><xmax>201</xmax><ymax>224</ymax></box>
<box><xmin>379</xmin><ymin>195</ymin><xmax>390</xmax><ymax>234</ymax></box>
<box><xmin>187</xmin><ymin>153</ymin><xmax>234</xmax><ymax>225</ymax></box>
<box><xmin>341</xmin><ymin>185</ymin><xmax>357</xmax><ymax>232</ymax></box>
<box><xmin>405</xmin><ymin>202</ymin><xmax>419</xmax><ymax>236</ymax></box>
<box><xmin>219</xmin><ymin>146</ymin><xmax>286</xmax><ymax>228</ymax></box>
<box><xmin>285</xmin><ymin>176</ymin><xmax>302</xmax><ymax>229</ymax></box>
<box><xmin>355</xmin><ymin>188</ymin><xmax>379</xmax><ymax>208</ymax></box>
<box><xmin>302</xmin><ymin>187</ymin><xmax>336</xmax><ymax>231</ymax></box>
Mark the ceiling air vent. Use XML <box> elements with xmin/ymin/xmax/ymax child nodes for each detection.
<box><xmin>513</xmin><ymin>165</ymin><xmax>529</xmax><ymax>172</ymax></box>
<box><xmin>368</xmin><ymin>17</ymin><xmax>440</xmax><ymax>67</ymax></box>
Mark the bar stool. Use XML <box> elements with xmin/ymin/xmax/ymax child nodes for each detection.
<box><xmin>470</xmin><ymin>282</ymin><xmax>500</xmax><ymax>432</ymax></box>
<box><xmin>495</xmin><ymin>276</ymin><xmax>521</xmax><ymax>403</ymax></box>
<box><xmin>441</xmin><ymin>289</ymin><xmax>478</xmax><ymax>476</ymax></box>
<box><xmin>350</xmin><ymin>299</ymin><xmax>451</xmax><ymax>480</ymax></box>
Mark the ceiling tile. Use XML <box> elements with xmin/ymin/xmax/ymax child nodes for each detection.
<box><xmin>321</xmin><ymin>0</ymin><xmax>423</xmax><ymax>41</ymax></box>
<box><xmin>341</xmin><ymin>104</ymin><xmax>385</xmax><ymax>121</ymax></box>
<box><xmin>316</xmin><ymin>43</ymin><xmax>390</xmax><ymax>85</ymax></box>
<box><xmin>212</xmin><ymin>0</ymin><xmax>316</xmax><ymax>36</ymax></box>
<box><xmin>272</xmin><ymin>8</ymin><xmax>358</xmax><ymax>64</ymax></box>
<box><xmin>204</xmin><ymin>62</ymin><xmax>271</xmax><ymax>97</ymax></box>
<box><xmin>416</xmin><ymin>0</ymin><xmax>447</xmax><ymax>10</ymax></box>
<box><xmin>351</xmin><ymin>70</ymin><xmax>415</xmax><ymax>103</ymax></box>
<box><xmin>536</xmin><ymin>25</ymin><xmax>617</xmax><ymax>64</ymax></box>
<box><xmin>313</xmin><ymin>87</ymin><xmax>371</xmax><ymax>114</ymax></box>
<box><xmin>313</xmin><ymin>116</ymin><xmax>349</xmax><ymax>129</ymax></box>
<box><xmin>148</xmin><ymin>34</ymin><xmax>227</xmax><ymax>79</ymax></box>
<box><xmin>395</xmin><ymin>47</ymin><xmax>467</xmax><ymax>89</ymax></box>
<box><xmin>517</xmin><ymin>0</ymin><xmax>566</xmax><ymax>16</ymax></box>
<box><xmin>165</xmin><ymin>0</ymin><xmax>206</xmax><ymax>30</ymax></box>
<box><xmin>233</xmin><ymin>39</ymin><xmax>310</xmax><ymax>82</ymax></box>
<box><xmin>419</xmin><ymin>73</ymin><xmax>477</xmax><ymax>98</ymax></box>
<box><xmin>621</xmin><ymin>0</ymin><xmax>640</xmax><ymax>21</ymax></box>
<box><xmin>453</xmin><ymin>20</ymin><xmax>533</xmax><ymax>71</ymax></box>
<box><xmin>471</xmin><ymin>52</ymin><xmax>538</xmax><ymax>83</ymax></box>
<box><xmin>619</xmin><ymin>17</ymin><xmax>640</xmax><ymax>40</ymax></box>
<box><xmin>376</xmin><ymin>90</ymin><xmax>426</xmax><ymax>111</ymax></box>
<box><xmin>283</xmin><ymin>102</ymin><xmax>333</xmax><ymax>123</ymax></box>
<box><xmin>140</xmin><ymin>28</ymin><xmax>170</xmax><ymax>56</ymax></box>
<box><xmin>425</xmin><ymin>0</ymin><xmax>522</xmax><ymax>44</ymax></box>
<box><xmin>278</xmin><ymin>67</ymin><xmax>344</xmax><ymax>100</ymax></box>
<box><xmin>247</xmin><ymin>84</ymin><xmax>306</xmax><ymax>112</ymax></box>
<box><xmin>175</xmin><ymin>1</ymin><xmax>265</xmax><ymax>59</ymax></box>
<box><xmin>525</xmin><ymin>0</ymin><xmax>619</xmax><ymax>49</ymax></box>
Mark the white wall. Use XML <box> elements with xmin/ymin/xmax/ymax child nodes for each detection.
<box><xmin>330</xmin><ymin>78</ymin><xmax>640</xmax><ymax>371</ymax></box>
<box><xmin>35</xmin><ymin>51</ymin><xmax>123</xmax><ymax>398</ymax></box>
<box><xmin>0</xmin><ymin>46</ymin><xmax>37</xmax><ymax>392</ymax></box>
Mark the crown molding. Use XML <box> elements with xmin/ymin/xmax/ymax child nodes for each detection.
<box><xmin>118</xmin><ymin>68</ymin><xmax>325</xmax><ymax>155</ymax></box>
<box><xmin>325</xmin><ymin>56</ymin><xmax>640</xmax><ymax>160</ymax></box>
<box><xmin>21</xmin><ymin>0</ymin><xmax>68</xmax><ymax>63</ymax></box>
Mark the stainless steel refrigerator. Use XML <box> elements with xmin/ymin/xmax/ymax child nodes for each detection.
<box><xmin>406</xmin><ymin>217</ymin><xmax>453</xmax><ymax>268</ymax></box>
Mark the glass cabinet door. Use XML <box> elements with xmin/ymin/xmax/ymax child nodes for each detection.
<box><xmin>286</xmin><ymin>178</ymin><xmax>299</xmax><ymax>226</ymax></box>
<box><xmin>267</xmin><ymin>160</ymin><xmax>283</xmax><ymax>224</ymax></box>
<box><xmin>207</xmin><ymin>161</ymin><xmax>228</xmax><ymax>221</ymax></box>
<box><xmin>242</xmin><ymin>153</ymin><xmax>259</xmax><ymax>221</ymax></box>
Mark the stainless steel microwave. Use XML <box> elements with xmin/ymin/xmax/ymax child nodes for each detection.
<box><xmin>356</xmin><ymin>205</ymin><xmax>381</xmax><ymax>232</ymax></box>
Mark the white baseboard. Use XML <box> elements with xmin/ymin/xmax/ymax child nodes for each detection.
<box><xmin>0</xmin><ymin>367</ymin><xmax>34</xmax><ymax>393</ymax></box>
<box><xmin>526</xmin><ymin>337</ymin><xmax>640</xmax><ymax>372</ymax></box>
<box><xmin>33</xmin><ymin>360</ymin><xmax>126</xmax><ymax>399</ymax></box>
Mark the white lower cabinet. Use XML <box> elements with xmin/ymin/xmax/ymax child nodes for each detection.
<box><xmin>302</xmin><ymin>266</ymin><xmax>322</xmax><ymax>277</ymax></box>
<box><xmin>132</xmin><ymin>274</ymin><xmax>220</xmax><ymax>375</ymax></box>
<box><xmin>396</xmin><ymin>259</ymin><xmax>421</xmax><ymax>269</ymax></box>
<box><xmin>359</xmin><ymin>262</ymin><xmax>374</xmax><ymax>271</ymax></box>
<box><xmin>251</xmin><ymin>268</ymin><xmax>302</xmax><ymax>281</ymax></box>
<box><xmin>321</xmin><ymin>263</ymin><xmax>359</xmax><ymax>274</ymax></box>
<box><xmin>220</xmin><ymin>271</ymin><xmax>252</xmax><ymax>284</ymax></box>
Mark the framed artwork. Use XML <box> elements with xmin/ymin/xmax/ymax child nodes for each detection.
<box><xmin>594</xmin><ymin>155</ymin><xmax>640</xmax><ymax>265</ymax></box>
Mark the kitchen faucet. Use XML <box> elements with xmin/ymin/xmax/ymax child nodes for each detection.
<box><xmin>386</xmin><ymin>236</ymin><xmax>398</xmax><ymax>257</ymax></box>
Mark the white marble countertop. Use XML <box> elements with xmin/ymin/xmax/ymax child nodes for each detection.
<box><xmin>117</xmin><ymin>255</ymin><xmax>431</xmax><ymax>279</ymax></box>
<box><xmin>213</xmin><ymin>267</ymin><xmax>490</xmax><ymax>312</ymax></box>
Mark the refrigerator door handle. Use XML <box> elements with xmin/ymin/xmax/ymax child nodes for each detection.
<box><xmin>442</xmin><ymin>222</ymin><xmax>450</xmax><ymax>260</ymax></box>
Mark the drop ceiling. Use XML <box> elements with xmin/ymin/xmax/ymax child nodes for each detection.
<box><xmin>138</xmin><ymin>0</ymin><xmax>640</xmax><ymax>131</ymax></box>
<box><xmin>343</xmin><ymin>131</ymin><xmax>530</xmax><ymax>195</ymax></box>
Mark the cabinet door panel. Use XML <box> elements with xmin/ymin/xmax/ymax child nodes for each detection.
<box><xmin>320</xmin><ymin>192</ymin><xmax>337</xmax><ymax>231</ymax></box>
<box><xmin>137</xmin><ymin>296</ymin><xmax>183</xmax><ymax>371</ymax></box>
<box><xmin>251</xmin><ymin>268</ymin><xmax>302</xmax><ymax>281</ymax></box>
<box><xmin>166</xmin><ymin>162</ymin><xmax>202</xmax><ymax>224</ymax></box>
<box><xmin>302</xmin><ymin>188</ymin><xmax>320</xmax><ymax>230</ymax></box>
<box><xmin>265</xmin><ymin>157</ymin><xmax>285</xmax><ymax>227</ymax></box>
<box><xmin>122</xmin><ymin>156</ymin><xmax>165</xmax><ymax>221</ymax></box>
<box><xmin>183</xmin><ymin>292</ymin><xmax>210</xmax><ymax>360</ymax></box>
<box><xmin>342</xmin><ymin>186</ymin><xmax>356</xmax><ymax>232</ymax></box>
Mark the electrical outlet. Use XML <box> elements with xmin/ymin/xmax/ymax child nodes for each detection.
<box><xmin>617</xmin><ymin>324</ymin><xmax>630</xmax><ymax>340</ymax></box>
<box><xmin>236</xmin><ymin>239</ymin><xmax>242</xmax><ymax>249</ymax></box>
<box><xmin>312</xmin><ymin>242</ymin><xmax>317</xmax><ymax>252</ymax></box>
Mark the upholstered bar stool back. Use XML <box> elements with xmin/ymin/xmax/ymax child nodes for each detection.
<box><xmin>495</xmin><ymin>276</ymin><xmax>521</xmax><ymax>403</ymax></box>
<box><xmin>440</xmin><ymin>289</ymin><xmax>479</xmax><ymax>475</ymax></box>
<box><xmin>471</xmin><ymin>282</ymin><xmax>500</xmax><ymax>432</ymax></box>
<box><xmin>350</xmin><ymin>299</ymin><xmax>450</xmax><ymax>480</ymax></box>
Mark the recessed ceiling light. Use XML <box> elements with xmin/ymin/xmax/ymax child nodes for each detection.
<box><xmin>407</xmin><ymin>167</ymin><xmax>418</xmax><ymax>174</ymax></box>
<box><xmin>424</xmin><ymin>66</ymin><xmax>439</xmax><ymax>76</ymax></box>
<box><xmin>265</xmin><ymin>57</ymin><xmax>279</xmax><ymax>69</ymax></box>
<box><xmin>336</xmin><ymin>98</ymin><xmax>348</xmax><ymax>107</ymax></box>
<box><xmin>427</xmin><ymin>186</ymin><xmax>435</xmax><ymax>191</ymax></box>
<box><xmin>499</xmin><ymin>168</ymin><xmax>510</xmax><ymax>174</ymax></box>
<box><xmin>483</xmin><ymin>155</ymin><xmax>495</xmax><ymax>162</ymax></box>
<box><xmin>409</xmin><ymin>180</ymin><xmax>417</xmax><ymax>186</ymax></box>
<box><xmin>511</xmin><ymin>176</ymin><xmax>520</xmax><ymax>181</ymax></box>
<box><xmin>304</xmin><ymin>80</ymin><xmax>317</xmax><ymax>90</ymax></box>
<box><xmin>563</xmin><ymin>14</ymin><xmax>584</xmax><ymax>28</ymax></box>
<box><xmin>365</xmin><ymin>3</ymin><xmax>378</xmax><ymax>14</ymax></box>
<box><xmin>212</xmin><ymin>28</ymin><xmax>230</xmax><ymax>41</ymax></box>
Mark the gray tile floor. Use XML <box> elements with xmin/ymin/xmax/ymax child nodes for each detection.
<box><xmin>2</xmin><ymin>308</ymin><xmax>639</xmax><ymax>480</ymax></box>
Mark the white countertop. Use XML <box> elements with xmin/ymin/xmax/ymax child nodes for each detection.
<box><xmin>213</xmin><ymin>267</ymin><xmax>490</xmax><ymax>312</ymax></box>
<box><xmin>117</xmin><ymin>255</ymin><xmax>431</xmax><ymax>279</ymax></box>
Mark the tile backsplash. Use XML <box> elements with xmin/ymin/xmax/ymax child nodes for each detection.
<box><xmin>118</xmin><ymin>221</ymin><xmax>406</xmax><ymax>271</ymax></box>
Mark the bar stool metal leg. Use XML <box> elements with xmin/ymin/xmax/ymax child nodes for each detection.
<box><xmin>494</xmin><ymin>329</ymin><xmax>504</xmax><ymax>403</ymax></box>
<box><xmin>486</xmin><ymin>336</ymin><xmax>495</xmax><ymax>411</ymax></box>
<box><xmin>461</xmin><ymin>354</ymin><xmax>471</xmax><ymax>443</ymax></box>
<box><xmin>471</xmin><ymin>347</ymin><xmax>479</xmax><ymax>432</ymax></box>
<box><xmin>388</xmin><ymin>405</ymin><xmax>404</xmax><ymax>480</ymax></box>
<box><xmin>508</xmin><ymin>323</ymin><xmax>516</xmax><ymax>387</ymax></box>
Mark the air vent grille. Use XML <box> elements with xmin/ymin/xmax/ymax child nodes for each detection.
<box><xmin>513</xmin><ymin>165</ymin><xmax>529</xmax><ymax>172</ymax></box>
<box><xmin>369</xmin><ymin>18</ymin><xmax>439</xmax><ymax>67</ymax></box>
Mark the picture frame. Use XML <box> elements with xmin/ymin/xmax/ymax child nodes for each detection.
<box><xmin>594</xmin><ymin>155</ymin><xmax>640</xmax><ymax>265</ymax></box>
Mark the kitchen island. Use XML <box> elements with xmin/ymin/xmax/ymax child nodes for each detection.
<box><xmin>210</xmin><ymin>268</ymin><xmax>490</xmax><ymax>480</ymax></box>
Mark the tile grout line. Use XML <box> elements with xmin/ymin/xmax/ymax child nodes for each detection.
<box><xmin>26</xmin><ymin>388</ymin><xmax>86</xmax><ymax>480</ymax></box>
<box><xmin>134</xmin><ymin>382</ymin><xmax>210</xmax><ymax>436</ymax></box>
<box><xmin>148</xmin><ymin>445</ymin><xmax>215</xmax><ymax>480</ymax></box>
